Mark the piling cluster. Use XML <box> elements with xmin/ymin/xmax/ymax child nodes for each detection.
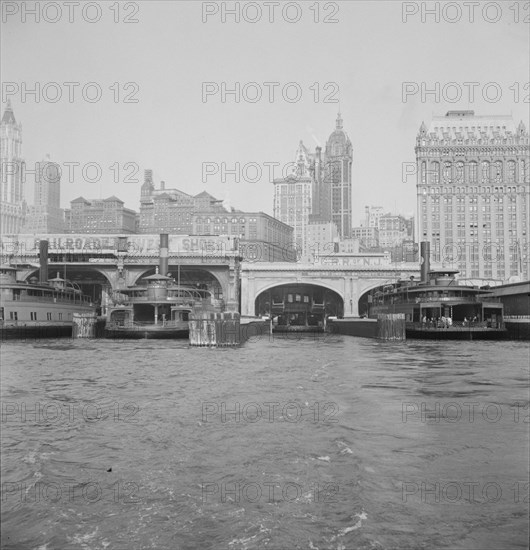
<box><xmin>188</xmin><ymin>311</ymin><xmax>241</xmax><ymax>347</ymax></box>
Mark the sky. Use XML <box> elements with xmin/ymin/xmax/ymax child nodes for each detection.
<box><xmin>2</xmin><ymin>0</ymin><xmax>529</xmax><ymax>224</ymax></box>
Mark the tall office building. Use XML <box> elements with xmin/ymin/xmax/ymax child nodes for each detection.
<box><xmin>273</xmin><ymin>142</ymin><xmax>313</xmax><ymax>258</ymax></box>
<box><xmin>22</xmin><ymin>155</ymin><xmax>64</xmax><ymax>233</ymax></box>
<box><xmin>0</xmin><ymin>100</ymin><xmax>25</xmax><ymax>234</ymax></box>
<box><xmin>325</xmin><ymin>113</ymin><xmax>353</xmax><ymax>238</ymax></box>
<box><xmin>416</xmin><ymin>110</ymin><xmax>529</xmax><ymax>281</ymax></box>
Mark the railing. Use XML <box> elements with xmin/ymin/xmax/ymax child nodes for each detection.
<box><xmin>374</xmin><ymin>295</ymin><xmax>483</xmax><ymax>306</ymax></box>
<box><xmin>106</xmin><ymin>319</ymin><xmax>185</xmax><ymax>329</ymax></box>
<box><xmin>408</xmin><ymin>320</ymin><xmax>503</xmax><ymax>330</ymax></box>
<box><xmin>8</xmin><ymin>293</ymin><xmax>92</xmax><ymax>305</ymax></box>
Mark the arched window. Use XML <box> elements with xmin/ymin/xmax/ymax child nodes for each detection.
<box><xmin>443</xmin><ymin>162</ymin><xmax>452</xmax><ymax>183</ymax></box>
<box><xmin>481</xmin><ymin>161</ymin><xmax>490</xmax><ymax>184</ymax></box>
<box><xmin>493</xmin><ymin>161</ymin><xmax>503</xmax><ymax>184</ymax></box>
<box><xmin>431</xmin><ymin>161</ymin><xmax>439</xmax><ymax>184</ymax></box>
<box><xmin>455</xmin><ymin>161</ymin><xmax>464</xmax><ymax>184</ymax></box>
<box><xmin>469</xmin><ymin>161</ymin><xmax>477</xmax><ymax>183</ymax></box>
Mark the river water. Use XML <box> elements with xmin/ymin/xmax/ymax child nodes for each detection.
<box><xmin>1</xmin><ymin>334</ymin><xmax>528</xmax><ymax>549</ymax></box>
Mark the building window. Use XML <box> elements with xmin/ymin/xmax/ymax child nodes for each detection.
<box><xmin>481</xmin><ymin>161</ymin><xmax>490</xmax><ymax>184</ymax></box>
<box><xmin>455</xmin><ymin>161</ymin><xmax>464</xmax><ymax>184</ymax></box>
<box><xmin>443</xmin><ymin>162</ymin><xmax>452</xmax><ymax>184</ymax></box>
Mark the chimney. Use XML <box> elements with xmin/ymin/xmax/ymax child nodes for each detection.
<box><xmin>39</xmin><ymin>240</ymin><xmax>49</xmax><ymax>283</ymax></box>
<box><xmin>420</xmin><ymin>241</ymin><xmax>430</xmax><ymax>283</ymax></box>
<box><xmin>160</xmin><ymin>181</ymin><xmax>165</xmax><ymax>190</ymax></box>
<box><xmin>159</xmin><ymin>234</ymin><xmax>168</xmax><ymax>276</ymax></box>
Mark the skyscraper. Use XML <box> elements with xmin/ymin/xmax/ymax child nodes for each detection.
<box><xmin>273</xmin><ymin>142</ymin><xmax>313</xmax><ymax>258</ymax></box>
<box><xmin>416</xmin><ymin>110</ymin><xmax>529</xmax><ymax>281</ymax></box>
<box><xmin>325</xmin><ymin>113</ymin><xmax>353</xmax><ymax>238</ymax></box>
<box><xmin>0</xmin><ymin>100</ymin><xmax>25</xmax><ymax>234</ymax></box>
<box><xmin>22</xmin><ymin>155</ymin><xmax>64</xmax><ymax>233</ymax></box>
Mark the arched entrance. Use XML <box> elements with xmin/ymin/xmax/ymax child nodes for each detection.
<box><xmin>255</xmin><ymin>283</ymin><xmax>343</xmax><ymax>328</ymax></box>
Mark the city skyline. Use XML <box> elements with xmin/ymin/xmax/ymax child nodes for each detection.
<box><xmin>2</xmin><ymin>1</ymin><xmax>527</xmax><ymax>222</ymax></box>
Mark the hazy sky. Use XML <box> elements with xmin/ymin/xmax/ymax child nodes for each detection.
<box><xmin>2</xmin><ymin>1</ymin><xmax>528</xmax><ymax>223</ymax></box>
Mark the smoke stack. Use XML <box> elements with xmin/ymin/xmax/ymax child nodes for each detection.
<box><xmin>420</xmin><ymin>241</ymin><xmax>430</xmax><ymax>283</ymax></box>
<box><xmin>159</xmin><ymin>234</ymin><xmax>168</xmax><ymax>276</ymax></box>
<box><xmin>39</xmin><ymin>240</ymin><xmax>49</xmax><ymax>283</ymax></box>
<box><xmin>160</xmin><ymin>181</ymin><xmax>165</xmax><ymax>190</ymax></box>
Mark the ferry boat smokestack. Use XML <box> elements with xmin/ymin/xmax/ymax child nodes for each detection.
<box><xmin>159</xmin><ymin>234</ymin><xmax>168</xmax><ymax>276</ymax></box>
<box><xmin>39</xmin><ymin>240</ymin><xmax>49</xmax><ymax>283</ymax></box>
<box><xmin>420</xmin><ymin>241</ymin><xmax>430</xmax><ymax>283</ymax></box>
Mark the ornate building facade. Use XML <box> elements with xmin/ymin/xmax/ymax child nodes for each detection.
<box><xmin>325</xmin><ymin>113</ymin><xmax>353</xmax><ymax>238</ymax></box>
<box><xmin>416</xmin><ymin>110</ymin><xmax>529</xmax><ymax>282</ymax></box>
<box><xmin>1</xmin><ymin>100</ymin><xmax>25</xmax><ymax>234</ymax></box>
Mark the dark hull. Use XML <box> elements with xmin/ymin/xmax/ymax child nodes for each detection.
<box><xmin>104</xmin><ymin>327</ymin><xmax>189</xmax><ymax>340</ymax></box>
<box><xmin>1</xmin><ymin>323</ymin><xmax>73</xmax><ymax>340</ymax></box>
<box><xmin>406</xmin><ymin>327</ymin><xmax>508</xmax><ymax>340</ymax></box>
<box><xmin>504</xmin><ymin>321</ymin><xmax>530</xmax><ymax>341</ymax></box>
<box><xmin>272</xmin><ymin>325</ymin><xmax>324</xmax><ymax>333</ymax></box>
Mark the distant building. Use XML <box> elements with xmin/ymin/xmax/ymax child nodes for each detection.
<box><xmin>363</xmin><ymin>205</ymin><xmax>384</xmax><ymax>228</ymax></box>
<box><xmin>338</xmin><ymin>238</ymin><xmax>361</xmax><ymax>254</ymax></box>
<box><xmin>305</xmin><ymin>220</ymin><xmax>339</xmax><ymax>261</ymax></box>
<box><xmin>273</xmin><ymin>145</ymin><xmax>313</xmax><ymax>258</ymax></box>
<box><xmin>193</xmin><ymin>211</ymin><xmax>294</xmax><ymax>262</ymax></box>
<box><xmin>22</xmin><ymin>155</ymin><xmax>64</xmax><ymax>233</ymax></box>
<box><xmin>273</xmin><ymin>114</ymin><xmax>354</xmax><ymax>260</ymax></box>
<box><xmin>65</xmin><ymin>196</ymin><xmax>137</xmax><ymax>233</ymax></box>
<box><xmin>139</xmin><ymin>171</ymin><xmax>224</xmax><ymax>234</ymax></box>
<box><xmin>378</xmin><ymin>213</ymin><xmax>409</xmax><ymax>248</ymax></box>
<box><xmin>416</xmin><ymin>110</ymin><xmax>530</xmax><ymax>281</ymax></box>
<box><xmin>1</xmin><ymin>100</ymin><xmax>25</xmax><ymax>234</ymax></box>
<box><xmin>141</xmin><ymin>169</ymin><xmax>294</xmax><ymax>261</ymax></box>
<box><xmin>351</xmin><ymin>226</ymin><xmax>379</xmax><ymax>249</ymax></box>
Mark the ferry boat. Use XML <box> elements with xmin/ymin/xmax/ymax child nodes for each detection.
<box><xmin>0</xmin><ymin>265</ymin><xmax>96</xmax><ymax>339</ymax></box>
<box><xmin>369</xmin><ymin>269</ymin><xmax>507</xmax><ymax>340</ymax></box>
<box><xmin>104</xmin><ymin>268</ymin><xmax>215</xmax><ymax>339</ymax></box>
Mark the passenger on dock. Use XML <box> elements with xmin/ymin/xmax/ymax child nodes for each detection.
<box><xmin>447</xmin><ymin>317</ymin><xmax>453</xmax><ymax>327</ymax></box>
<box><xmin>463</xmin><ymin>317</ymin><xmax>468</xmax><ymax>326</ymax></box>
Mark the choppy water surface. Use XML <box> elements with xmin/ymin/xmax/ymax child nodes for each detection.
<box><xmin>1</xmin><ymin>334</ymin><xmax>528</xmax><ymax>549</ymax></box>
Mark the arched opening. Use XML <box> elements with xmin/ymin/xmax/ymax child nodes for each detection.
<box><xmin>358</xmin><ymin>283</ymin><xmax>395</xmax><ymax>318</ymax></box>
<box><xmin>255</xmin><ymin>283</ymin><xmax>343</xmax><ymax>330</ymax></box>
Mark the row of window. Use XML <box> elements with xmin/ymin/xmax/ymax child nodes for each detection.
<box><xmin>4</xmin><ymin>312</ymin><xmax>64</xmax><ymax>321</ymax></box>
<box><xmin>421</xmin><ymin>160</ymin><xmax>528</xmax><ymax>185</ymax></box>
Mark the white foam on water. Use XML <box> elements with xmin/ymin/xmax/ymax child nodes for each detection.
<box><xmin>332</xmin><ymin>512</ymin><xmax>368</xmax><ymax>540</ymax></box>
<box><xmin>317</xmin><ymin>456</ymin><xmax>330</xmax><ymax>462</ymax></box>
<box><xmin>68</xmin><ymin>526</ymin><xmax>99</xmax><ymax>547</ymax></box>
<box><xmin>337</xmin><ymin>441</ymin><xmax>353</xmax><ymax>454</ymax></box>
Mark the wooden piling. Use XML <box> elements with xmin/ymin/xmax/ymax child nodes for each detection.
<box><xmin>189</xmin><ymin>310</ymin><xmax>241</xmax><ymax>347</ymax></box>
<box><xmin>73</xmin><ymin>313</ymin><xmax>97</xmax><ymax>338</ymax></box>
<box><xmin>376</xmin><ymin>314</ymin><xmax>406</xmax><ymax>340</ymax></box>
